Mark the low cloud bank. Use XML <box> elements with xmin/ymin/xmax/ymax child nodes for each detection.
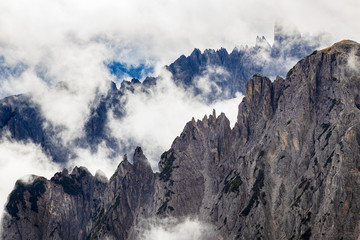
<box><xmin>138</xmin><ymin>217</ymin><xmax>217</xmax><ymax>240</ymax></box>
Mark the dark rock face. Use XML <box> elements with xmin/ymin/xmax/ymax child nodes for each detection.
<box><xmin>3</xmin><ymin>40</ymin><xmax>360</xmax><ymax>240</ymax></box>
<box><xmin>2</xmin><ymin>167</ymin><xmax>106</xmax><ymax>240</ymax></box>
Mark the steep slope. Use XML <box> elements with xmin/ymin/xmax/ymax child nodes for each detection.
<box><xmin>3</xmin><ymin>40</ymin><xmax>360</xmax><ymax>240</ymax></box>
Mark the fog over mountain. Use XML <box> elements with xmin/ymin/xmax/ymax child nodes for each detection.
<box><xmin>0</xmin><ymin>23</ymin><xmax>327</xmax><ymax>217</ymax></box>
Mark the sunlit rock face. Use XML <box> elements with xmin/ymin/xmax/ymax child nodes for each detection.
<box><xmin>3</xmin><ymin>40</ymin><xmax>360</xmax><ymax>240</ymax></box>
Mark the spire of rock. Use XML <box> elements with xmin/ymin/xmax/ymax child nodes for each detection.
<box><xmin>133</xmin><ymin>147</ymin><xmax>152</xmax><ymax>174</ymax></box>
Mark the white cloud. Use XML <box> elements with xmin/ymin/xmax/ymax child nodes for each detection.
<box><xmin>0</xmin><ymin>0</ymin><xmax>358</xmax><ymax>78</ymax></box>
<box><xmin>138</xmin><ymin>217</ymin><xmax>216</xmax><ymax>240</ymax></box>
<box><xmin>193</xmin><ymin>65</ymin><xmax>230</xmax><ymax>98</ymax></box>
<box><xmin>0</xmin><ymin>137</ymin><xmax>60</xmax><ymax>217</ymax></box>
<box><xmin>347</xmin><ymin>49</ymin><xmax>360</xmax><ymax>74</ymax></box>
<box><xmin>69</xmin><ymin>141</ymin><xmax>118</xmax><ymax>179</ymax></box>
<box><xmin>108</xmin><ymin>69</ymin><xmax>243</xmax><ymax>170</ymax></box>
<box><xmin>0</xmin><ymin>0</ymin><xmax>355</xmax><ymax>150</ymax></box>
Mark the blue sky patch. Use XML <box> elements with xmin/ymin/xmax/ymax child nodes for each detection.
<box><xmin>0</xmin><ymin>56</ymin><xmax>27</xmax><ymax>79</ymax></box>
<box><xmin>108</xmin><ymin>61</ymin><xmax>154</xmax><ymax>80</ymax></box>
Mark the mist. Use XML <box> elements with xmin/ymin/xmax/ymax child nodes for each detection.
<box><xmin>138</xmin><ymin>217</ymin><xmax>217</xmax><ymax>240</ymax></box>
<box><xmin>108</xmin><ymin>69</ymin><xmax>243</xmax><ymax>169</ymax></box>
<box><xmin>0</xmin><ymin>135</ymin><xmax>60</xmax><ymax>212</ymax></box>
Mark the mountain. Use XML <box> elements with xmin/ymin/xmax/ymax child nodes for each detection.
<box><xmin>2</xmin><ymin>40</ymin><xmax>360</xmax><ymax>239</ymax></box>
<box><xmin>0</xmin><ymin>81</ymin><xmax>124</xmax><ymax>162</ymax></box>
<box><xmin>167</xmin><ymin>22</ymin><xmax>324</xmax><ymax>101</ymax></box>
<box><xmin>0</xmin><ymin>23</ymin><xmax>323</xmax><ymax>164</ymax></box>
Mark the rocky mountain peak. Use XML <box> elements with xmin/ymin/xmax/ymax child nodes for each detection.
<box><xmin>133</xmin><ymin>146</ymin><xmax>152</xmax><ymax>174</ymax></box>
<box><xmin>190</xmin><ymin>48</ymin><xmax>202</xmax><ymax>59</ymax></box>
<box><xmin>120</xmin><ymin>78</ymin><xmax>141</xmax><ymax>92</ymax></box>
<box><xmin>319</xmin><ymin>39</ymin><xmax>359</xmax><ymax>53</ymax></box>
<box><xmin>114</xmin><ymin>154</ymin><xmax>134</xmax><ymax>179</ymax></box>
<box><xmin>236</xmin><ymin>74</ymin><xmax>276</xmax><ymax>141</ymax></box>
<box><xmin>244</xmin><ymin>74</ymin><xmax>272</xmax><ymax>102</ymax></box>
<box><xmin>110</xmin><ymin>80</ymin><xmax>118</xmax><ymax>91</ymax></box>
<box><xmin>255</xmin><ymin>36</ymin><xmax>271</xmax><ymax>50</ymax></box>
<box><xmin>70</xmin><ymin>166</ymin><xmax>91</xmax><ymax>178</ymax></box>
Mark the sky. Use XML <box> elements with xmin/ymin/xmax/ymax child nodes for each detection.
<box><xmin>0</xmin><ymin>0</ymin><xmax>359</xmax><ymax>237</ymax></box>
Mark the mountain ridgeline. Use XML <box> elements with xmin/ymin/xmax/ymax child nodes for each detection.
<box><xmin>2</xmin><ymin>40</ymin><xmax>360</xmax><ymax>239</ymax></box>
<box><xmin>167</xmin><ymin>22</ymin><xmax>322</xmax><ymax>101</ymax></box>
<box><xmin>0</xmin><ymin>23</ymin><xmax>323</xmax><ymax>164</ymax></box>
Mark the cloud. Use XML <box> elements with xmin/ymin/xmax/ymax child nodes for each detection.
<box><xmin>347</xmin><ymin>48</ymin><xmax>360</xmax><ymax>74</ymax></box>
<box><xmin>69</xmin><ymin>141</ymin><xmax>118</xmax><ymax>179</ymax></box>
<box><xmin>193</xmin><ymin>65</ymin><xmax>230</xmax><ymax>99</ymax></box>
<box><xmin>0</xmin><ymin>135</ymin><xmax>60</xmax><ymax>218</ymax></box>
<box><xmin>107</xmin><ymin>69</ymin><xmax>243</xmax><ymax>170</ymax></box>
<box><xmin>0</xmin><ymin>0</ymin><xmax>358</xmax><ymax>79</ymax></box>
<box><xmin>0</xmin><ymin>0</ymin><xmax>354</xmax><ymax>150</ymax></box>
<box><xmin>138</xmin><ymin>217</ymin><xmax>217</xmax><ymax>240</ymax></box>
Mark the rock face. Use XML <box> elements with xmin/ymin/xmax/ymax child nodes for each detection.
<box><xmin>3</xmin><ymin>40</ymin><xmax>360</xmax><ymax>240</ymax></box>
<box><xmin>159</xmin><ymin>40</ymin><xmax>360</xmax><ymax>239</ymax></box>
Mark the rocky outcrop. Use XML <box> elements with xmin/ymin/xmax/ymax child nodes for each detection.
<box><xmin>2</xmin><ymin>147</ymin><xmax>155</xmax><ymax>240</ymax></box>
<box><xmin>3</xmin><ymin>40</ymin><xmax>360</xmax><ymax>240</ymax></box>
<box><xmin>3</xmin><ymin>167</ymin><xmax>106</xmax><ymax>239</ymax></box>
